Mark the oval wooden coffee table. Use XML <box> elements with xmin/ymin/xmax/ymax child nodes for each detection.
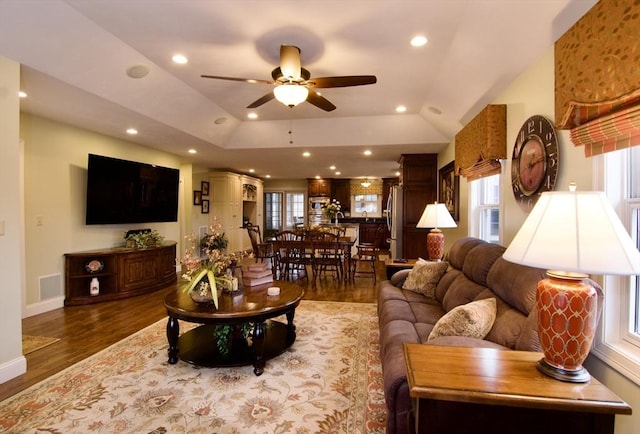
<box><xmin>164</xmin><ymin>281</ymin><xmax>304</xmax><ymax>376</ymax></box>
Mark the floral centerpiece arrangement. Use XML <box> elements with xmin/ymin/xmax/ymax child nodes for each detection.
<box><xmin>323</xmin><ymin>199</ymin><xmax>341</xmax><ymax>219</ymax></box>
<box><xmin>124</xmin><ymin>229</ymin><xmax>164</xmax><ymax>248</ymax></box>
<box><xmin>179</xmin><ymin>217</ymin><xmax>246</xmax><ymax>308</ymax></box>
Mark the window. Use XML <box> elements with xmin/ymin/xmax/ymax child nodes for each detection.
<box><xmin>592</xmin><ymin>146</ymin><xmax>640</xmax><ymax>385</ymax></box>
<box><xmin>469</xmin><ymin>171</ymin><xmax>502</xmax><ymax>244</ymax></box>
<box><xmin>286</xmin><ymin>192</ymin><xmax>305</xmax><ymax>228</ymax></box>
<box><xmin>264</xmin><ymin>192</ymin><xmax>282</xmax><ymax>232</ymax></box>
<box><xmin>264</xmin><ymin>191</ymin><xmax>305</xmax><ymax>232</ymax></box>
<box><xmin>353</xmin><ymin>194</ymin><xmax>380</xmax><ymax>216</ymax></box>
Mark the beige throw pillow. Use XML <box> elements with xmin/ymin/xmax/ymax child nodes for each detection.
<box><xmin>427</xmin><ymin>298</ymin><xmax>497</xmax><ymax>342</ymax></box>
<box><xmin>402</xmin><ymin>259</ymin><xmax>448</xmax><ymax>298</ymax></box>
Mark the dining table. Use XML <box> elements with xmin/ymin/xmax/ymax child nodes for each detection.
<box><xmin>270</xmin><ymin>233</ymin><xmax>357</xmax><ymax>282</ymax></box>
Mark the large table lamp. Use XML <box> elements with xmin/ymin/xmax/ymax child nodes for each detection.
<box><xmin>417</xmin><ymin>201</ymin><xmax>457</xmax><ymax>261</ymax></box>
<box><xmin>503</xmin><ymin>185</ymin><xmax>640</xmax><ymax>382</ymax></box>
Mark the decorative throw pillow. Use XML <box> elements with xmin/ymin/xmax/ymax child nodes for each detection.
<box><xmin>402</xmin><ymin>259</ymin><xmax>448</xmax><ymax>298</ymax></box>
<box><xmin>427</xmin><ymin>298</ymin><xmax>497</xmax><ymax>342</ymax></box>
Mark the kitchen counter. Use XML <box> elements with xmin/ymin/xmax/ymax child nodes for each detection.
<box><xmin>334</xmin><ymin>217</ymin><xmax>386</xmax><ymax>224</ymax></box>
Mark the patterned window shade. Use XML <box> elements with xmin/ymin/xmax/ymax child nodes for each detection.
<box><xmin>571</xmin><ymin>104</ymin><xmax>640</xmax><ymax>157</ymax></box>
<box><xmin>454</xmin><ymin>104</ymin><xmax>506</xmax><ymax>180</ymax></box>
<box><xmin>350</xmin><ymin>183</ymin><xmax>382</xmax><ymax>196</ymax></box>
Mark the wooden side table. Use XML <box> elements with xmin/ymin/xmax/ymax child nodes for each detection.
<box><xmin>384</xmin><ymin>258</ymin><xmax>417</xmax><ymax>279</ymax></box>
<box><xmin>404</xmin><ymin>344</ymin><xmax>631</xmax><ymax>434</ymax></box>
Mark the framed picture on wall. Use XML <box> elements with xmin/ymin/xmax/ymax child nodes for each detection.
<box><xmin>439</xmin><ymin>161</ymin><xmax>459</xmax><ymax>221</ymax></box>
<box><xmin>193</xmin><ymin>190</ymin><xmax>202</xmax><ymax>205</ymax></box>
<box><xmin>201</xmin><ymin>181</ymin><xmax>210</xmax><ymax>196</ymax></box>
<box><xmin>202</xmin><ymin>199</ymin><xmax>210</xmax><ymax>214</ymax></box>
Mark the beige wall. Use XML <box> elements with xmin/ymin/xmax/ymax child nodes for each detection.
<box><xmin>0</xmin><ymin>55</ymin><xmax>26</xmax><ymax>382</ymax></box>
<box><xmin>20</xmin><ymin>113</ymin><xmax>186</xmax><ymax>309</ymax></box>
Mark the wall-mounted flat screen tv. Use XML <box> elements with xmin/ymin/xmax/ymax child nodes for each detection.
<box><xmin>85</xmin><ymin>154</ymin><xmax>180</xmax><ymax>225</ymax></box>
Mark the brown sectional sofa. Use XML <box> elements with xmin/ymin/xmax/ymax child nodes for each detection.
<box><xmin>377</xmin><ymin>236</ymin><xmax>603</xmax><ymax>434</ymax></box>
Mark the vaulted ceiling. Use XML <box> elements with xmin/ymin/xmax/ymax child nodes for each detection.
<box><xmin>0</xmin><ymin>0</ymin><xmax>597</xmax><ymax>179</ymax></box>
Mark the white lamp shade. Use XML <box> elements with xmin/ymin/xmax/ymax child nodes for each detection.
<box><xmin>503</xmin><ymin>191</ymin><xmax>640</xmax><ymax>275</ymax></box>
<box><xmin>416</xmin><ymin>202</ymin><xmax>457</xmax><ymax>229</ymax></box>
<box><xmin>273</xmin><ymin>84</ymin><xmax>308</xmax><ymax>107</ymax></box>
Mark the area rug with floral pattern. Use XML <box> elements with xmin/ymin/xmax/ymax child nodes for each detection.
<box><xmin>0</xmin><ymin>300</ymin><xmax>386</xmax><ymax>433</ymax></box>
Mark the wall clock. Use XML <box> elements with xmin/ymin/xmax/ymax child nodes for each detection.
<box><xmin>511</xmin><ymin>115</ymin><xmax>559</xmax><ymax>210</ymax></box>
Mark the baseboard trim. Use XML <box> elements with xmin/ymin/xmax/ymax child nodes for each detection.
<box><xmin>23</xmin><ymin>296</ymin><xmax>64</xmax><ymax>318</ymax></box>
<box><xmin>0</xmin><ymin>355</ymin><xmax>26</xmax><ymax>384</ymax></box>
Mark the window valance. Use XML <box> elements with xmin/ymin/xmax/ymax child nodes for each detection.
<box><xmin>454</xmin><ymin>104</ymin><xmax>506</xmax><ymax>180</ymax></box>
<box><xmin>350</xmin><ymin>182</ymin><xmax>382</xmax><ymax>196</ymax></box>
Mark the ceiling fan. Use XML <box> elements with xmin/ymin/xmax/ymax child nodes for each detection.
<box><xmin>201</xmin><ymin>45</ymin><xmax>377</xmax><ymax>112</ymax></box>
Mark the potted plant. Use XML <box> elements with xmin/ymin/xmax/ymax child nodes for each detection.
<box><xmin>179</xmin><ymin>217</ymin><xmax>245</xmax><ymax>307</ymax></box>
<box><xmin>124</xmin><ymin>230</ymin><xmax>164</xmax><ymax>248</ymax></box>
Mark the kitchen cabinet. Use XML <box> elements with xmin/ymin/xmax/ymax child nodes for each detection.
<box><xmin>331</xmin><ymin>179</ymin><xmax>351</xmax><ymax>213</ymax></box>
<box><xmin>359</xmin><ymin>222</ymin><xmax>387</xmax><ymax>247</ymax></box>
<box><xmin>211</xmin><ymin>171</ymin><xmax>263</xmax><ymax>253</ymax></box>
<box><xmin>399</xmin><ymin>154</ymin><xmax>437</xmax><ymax>259</ymax></box>
<box><xmin>308</xmin><ymin>178</ymin><xmax>331</xmax><ymax>197</ymax></box>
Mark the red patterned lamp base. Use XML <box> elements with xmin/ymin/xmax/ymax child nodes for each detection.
<box><xmin>536</xmin><ymin>271</ymin><xmax>598</xmax><ymax>383</ymax></box>
<box><xmin>426</xmin><ymin>229</ymin><xmax>445</xmax><ymax>261</ymax></box>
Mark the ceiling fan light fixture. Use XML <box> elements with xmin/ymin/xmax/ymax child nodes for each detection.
<box><xmin>274</xmin><ymin>84</ymin><xmax>309</xmax><ymax>107</ymax></box>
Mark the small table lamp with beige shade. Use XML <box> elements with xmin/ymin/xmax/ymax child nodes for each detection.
<box><xmin>416</xmin><ymin>201</ymin><xmax>457</xmax><ymax>261</ymax></box>
<box><xmin>503</xmin><ymin>184</ymin><xmax>640</xmax><ymax>382</ymax></box>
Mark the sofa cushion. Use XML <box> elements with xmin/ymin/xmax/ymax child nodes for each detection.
<box><xmin>402</xmin><ymin>260</ymin><xmax>448</xmax><ymax>298</ymax></box>
<box><xmin>461</xmin><ymin>242</ymin><xmax>505</xmax><ymax>287</ymax></box>
<box><xmin>427</xmin><ymin>298</ymin><xmax>497</xmax><ymax>341</ymax></box>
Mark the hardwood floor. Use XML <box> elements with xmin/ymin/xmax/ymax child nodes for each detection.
<box><xmin>0</xmin><ymin>255</ymin><xmax>387</xmax><ymax>402</ymax></box>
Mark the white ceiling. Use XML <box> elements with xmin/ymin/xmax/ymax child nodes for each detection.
<box><xmin>0</xmin><ymin>0</ymin><xmax>597</xmax><ymax>180</ymax></box>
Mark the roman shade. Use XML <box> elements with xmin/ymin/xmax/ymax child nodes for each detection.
<box><xmin>454</xmin><ymin>104</ymin><xmax>506</xmax><ymax>180</ymax></box>
<box><xmin>570</xmin><ymin>104</ymin><xmax>640</xmax><ymax>157</ymax></box>
<box><xmin>555</xmin><ymin>0</ymin><xmax>640</xmax><ymax>157</ymax></box>
<box><xmin>350</xmin><ymin>182</ymin><xmax>382</xmax><ymax>196</ymax></box>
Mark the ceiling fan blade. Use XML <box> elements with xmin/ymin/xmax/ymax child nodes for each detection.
<box><xmin>247</xmin><ymin>91</ymin><xmax>275</xmax><ymax>109</ymax></box>
<box><xmin>201</xmin><ymin>74</ymin><xmax>274</xmax><ymax>85</ymax></box>
<box><xmin>306</xmin><ymin>91</ymin><xmax>336</xmax><ymax>112</ymax></box>
<box><xmin>308</xmin><ymin>75</ymin><xmax>377</xmax><ymax>88</ymax></box>
<box><xmin>280</xmin><ymin>45</ymin><xmax>302</xmax><ymax>81</ymax></box>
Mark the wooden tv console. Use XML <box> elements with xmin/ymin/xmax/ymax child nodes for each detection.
<box><xmin>64</xmin><ymin>242</ymin><xmax>177</xmax><ymax>306</ymax></box>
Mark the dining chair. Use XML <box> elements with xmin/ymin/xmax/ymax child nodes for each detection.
<box><xmin>307</xmin><ymin>229</ymin><xmax>343</xmax><ymax>282</ymax></box>
<box><xmin>350</xmin><ymin>226</ymin><xmax>384</xmax><ymax>282</ymax></box>
<box><xmin>273</xmin><ymin>231</ymin><xmax>307</xmax><ymax>281</ymax></box>
<box><xmin>245</xmin><ymin>226</ymin><xmax>277</xmax><ymax>276</ymax></box>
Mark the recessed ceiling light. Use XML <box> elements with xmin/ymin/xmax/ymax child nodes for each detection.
<box><xmin>335</xmin><ymin>171</ymin><xmax>341</xmax><ymax>176</ymax></box>
<box><xmin>126</xmin><ymin>128</ymin><xmax>138</xmax><ymax>135</ymax></box>
<box><xmin>428</xmin><ymin>106</ymin><xmax>442</xmax><ymax>115</ymax></box>
<box><xmin>188</xmin><ymin>149</ymin><xmax>197</xmax><ymax>154</ymax></box>
<box><xmin>247</xmin><ymin>112</ymin><xmax>258</xmax><ymax>119</ymax></box>
<box><xmin>396</xmin><ymin>105</ymin><xmax>407</xmax><ymax>113</ymax></box>
<box><xmin>172</xmin><ymin>54</ymin><xmax>188</xmax><ymax>64</ymax></box>
<box><xmin>18</xmin><ymin>91</ymin><xmax>27</xmax><ymax>98</ymax></box>
<box><xmin>364</xmin><ymin>150</ymin><xmax>372</xmax><ymax>156</ymax></box>
<box><xmin>303</xmin><ymin>152</ymin><xmax>311</xmax><ymax>157</ymax></box>
<box><xmin>265</xmin><ymin>174</ymin><xmax>271</xmax><ymax>178</ymax></box>
<box><xmin>411</xmin><ymin>35</ymin><xmax>428</xmax><ymax>47</ymax></box>
<box><xmin>329</xmin><ymin>165</ymin><xmax>336</xmax><ymax>170</ymax></box>
<box><xmin>395</xmin><ymin>171</ymin><xmax>401</xmax><ymax>176</ymax></box>
<box><xmin>249</xmin><ymin>169</ymin><xmax>255</xmax><ymax>173</ymax></box>
<box><xmin>214</xmin><ymin>117</ymin><xmax>227</xmax><ymax>125</ymax></box>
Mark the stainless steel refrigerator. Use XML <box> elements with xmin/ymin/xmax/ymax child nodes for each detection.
<box><xmin>386</xmin><ymin>185</ymin><xmax>403</xmax><ymax>259</ymax></box>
